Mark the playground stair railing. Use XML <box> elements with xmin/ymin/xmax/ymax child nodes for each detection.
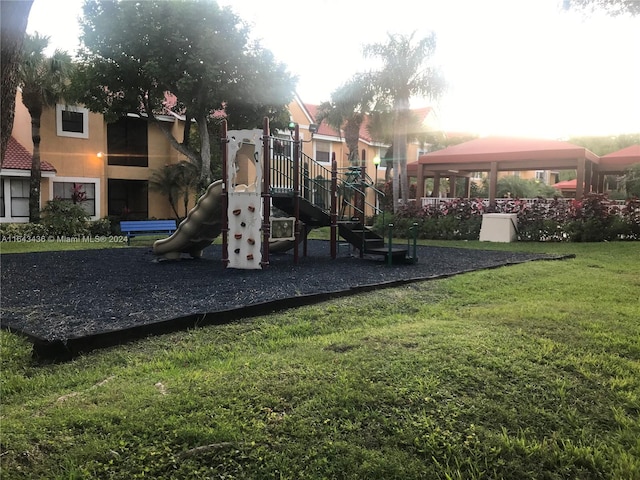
<box><xmin>268</xmin><ymin>134</ymin><xmax>410</xmax><ymax>263</ymax></box>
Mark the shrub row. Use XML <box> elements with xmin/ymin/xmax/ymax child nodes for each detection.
<box><xmin>1</xmin><ymin>199</ymin><xmax>112</xmax><ymax>239</ymax></box>
<box><xmin>373</xmin><ymin>194</ymin><xmax>640</xmax><ymax>242</ymax></box>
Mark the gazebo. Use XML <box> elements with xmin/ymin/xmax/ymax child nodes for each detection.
<box><xmin>596</xmin><ymin>144</ymin><xmax>640</xmax><ymax>188</ymax></box>
<box><xmin>551</xmin><ymin>178</ymin><xmax>577</xmax><ymax>197</ymax></box>
<box><xmin>416</xmin><ymin>137</ymin><xmax>600</xmax><ymax>204</ymax></box>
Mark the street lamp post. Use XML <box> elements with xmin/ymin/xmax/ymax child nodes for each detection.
<box><xmin>373</xmin><ymin>156</ymin><xmax>381</xmax><ymax>213</ymax></box>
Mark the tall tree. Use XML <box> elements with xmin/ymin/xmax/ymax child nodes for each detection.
<box><xmin>364</xmin><ymin>32</ymin><xmax>445</xmax><ymax>212</ymax></box>
<box><xmin>74</xmin><ymin>0</ymin><xmax>296</xmax><ymax>186</ymax></box>
<box><xmin>18</xmin><ymin>33</ymin><xmax>73</xmax><ymax>222</ymax></box>
<box><xmin>366</xmin><ymin>107</ymin><xmax>447</xmax><ymax>181</ymax></box>
<box><xmin>315</xmin><ymin>75</ymin><xmax>374</xmax><ymax>165</ymax></box>
<box><xmin>1</xmin><ymin>0</ymin><xmax>33</xmax><ymax>163</ymax></box>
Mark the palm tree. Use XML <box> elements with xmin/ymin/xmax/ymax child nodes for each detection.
<box><xmin>149</xmin><ymin>161</ymin><xmax>199</xmax><ymax>220</ymax></box>
<box><xmin>367</xmin><ymin>107</ymin><xmax>445</xmax><ymax>182</ymax></box>
<box><xmin>1</xmin><ymin>0</ymin><xmax>33</xmax><ymax>163</ymax></box>
<box><xmin>19</xmin><ymin>33</ymin><xmax>73</xmax><ymax>222</ymax></box>
<box><xmin>364</xmin><ymin>32</ymin><xmax>445</xmax><ymax>212</ymax></box>
<box><xmin>315</xmin><ymin>75</ymin><xmax>374</xmax><ymax>166</ymax></box>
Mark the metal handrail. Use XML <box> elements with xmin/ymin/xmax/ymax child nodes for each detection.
<box><xmin>269</xmin><ymin>139</ymin><xmax>387</xmax><ymax>223</ymax></box>
<box><xmin>269</xmin><ymin>137</ymin><xmax>332</xmax><ymax>214</ymax></box>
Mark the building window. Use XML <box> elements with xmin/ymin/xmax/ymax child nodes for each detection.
<box><xmin>535</xmin><ymin>170</ymin><xmax>546</xmax><ymax>183</ymax></box>
<box><xmin>53</xmin><ymin>181</ymin><xmax>96</xmax><ymax>216</ymax></box>
<box><xmin>315</xmin><ymin>141</ymin><xmax>330</xmax><ymax>163</ymax></box>
<box><xmin>471</xmin><ymin>172</ymin><xmax>483</xmax><ymax>179</ymax></box>
<box><xmin>10</xmin><ymin>179</ymin><xmax>29</xmax><ymax>217</ymax></box>
<box><xmin>107</xmin><ymin>116</ymin><xmax>149</xmax><ymax>167</ymax></box>
<box><xmin>108</xmin><ymin>179</ymin><xmax>148</xmax><ymax>219</ymax></box>
<box><xmin>56</xmin><ymin>104</ymin><xmax>89</xmax><ymax>139</ymax></box>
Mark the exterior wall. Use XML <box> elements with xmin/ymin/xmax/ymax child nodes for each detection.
<box><xmin>4</xmin><ymin>91</ymin><xmax>189</xmax><ymax>223</ymax></box>
<box><xmin>39</xmin><ymin>102</ymin><xmax>107</xmax><ymax>219</ymax></box>
<box><xmin>106</xmin><ymin>119</ymin><xmax>184</xmax><ymax>219</ymax></box>
<box><xmin>3</xmin><ymin>92</ymin><xmax>107</xmax><ymax>221</ymax></box>
<box><xmin>12</xmin><ymin>90</ymin><xmax>33</xmax><ymax>149</ymax></box>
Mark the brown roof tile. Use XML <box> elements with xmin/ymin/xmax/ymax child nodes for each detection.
<box><xmin>2</xmin><ymin>137</ymin><xmax>56</xmax><ymax>172</ymax></box>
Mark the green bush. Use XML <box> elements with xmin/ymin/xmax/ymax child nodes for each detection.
<box><xmin>0</xmin><ymin>222</ymin><xmax>49</xmax><ymax>239</ymax></box>
<box><xmin>621</xmin><ymin>196</ymin><xmax>640</xmax><ymax>239</ymax></box>
<box><xmin>41</xmin><ymin>199</ymin><xmax>90</xmax><ymax>237</ymax></box>
<box><xmin>88</xmin><ymin>218</ymin><xmax>112</xmax><ymax>236</ymax></box>
<box><xmin>625</xmin><ymin>163</ymin><xmax>640</xmax><ymax>197</ymax></box>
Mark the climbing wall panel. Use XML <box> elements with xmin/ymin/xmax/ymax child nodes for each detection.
<box><xmin>227</xmin><ymin>129</ymin><xmax>263</xmax><ymax>270</ymax></box>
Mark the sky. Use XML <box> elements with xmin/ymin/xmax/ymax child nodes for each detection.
<box><xmin>26</xmin><ymin>0</ymin><xmax>640</xmax><ymax>139</ymax></box>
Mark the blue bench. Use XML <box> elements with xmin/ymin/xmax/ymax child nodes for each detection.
<box><xmin>120</xmin><ymin>220</ymin><xmax>177</xmax><ymax>245</ymax></box>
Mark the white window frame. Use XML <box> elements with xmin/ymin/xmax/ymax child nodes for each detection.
<box><xmin>49</xmin><ymin>176</ymin><xmax>101</xmax><ymax>220</ymax></box>
<box><xmin>314</xmin><ymin>140</ymin><xmax>332</xmax><ymax>165</ymax></box>
<box><xmin>56</xmin><ymin>104</ymin><xmax>89</xmax><ymax>139</ymax></box>
<box><xmin>0</xmin><ymin>177</ymin><xmax>30</xmax><ymax>223</ymax></box>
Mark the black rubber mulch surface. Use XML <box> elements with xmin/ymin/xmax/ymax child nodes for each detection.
<box><xmin>0</xmin><ymin>241</ymin><xmax>571</xmax><ymax>360</ymax></box>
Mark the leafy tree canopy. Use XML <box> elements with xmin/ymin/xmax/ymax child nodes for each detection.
<box><xmin>73</xmin><ymin>0</ymin><xmax>296</xmax><ymax>184</ymax></box>
<box><xmin>568</xmin><ymin>133</ymin><xmax>640</xmax><ymax>156</ymax></box>
<box><xmin>362</xmin><ymin>32</ymin><xmax>446</xmax><ymax>211</ymax></box>
<box><xmin>1</xmin><ymin>0</ymin><xmax>33</xmax><ymax>163</ymax></box>
<box><xmin>316</xmin><ymin>74</ymin><xmax>375</xmax><ymax>165</ymax></box>
<box><xmin>19</xmin><ymin>33</ymin><xmax>73</xmax><ymax>222</ymax></box>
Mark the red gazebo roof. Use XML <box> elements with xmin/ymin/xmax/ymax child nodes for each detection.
<box><xmin>552</xmin><ymin>179</ymin><xmax>577</xmax><ymax>190</ymax></box>
<box><xmin>418</xmin><ymin>136</ymin><xmax>599</xmax><ymax>165</ymax></box>
<box><xmin>599</xmin><ymin>144</ymin><xmax>640</xmax><ymax>173</ymax></box>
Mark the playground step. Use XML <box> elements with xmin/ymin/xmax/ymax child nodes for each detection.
<box><xmin>365</xmin><ymin>246</ymin><xmax>410</xmax><ymax>260</ymax></box>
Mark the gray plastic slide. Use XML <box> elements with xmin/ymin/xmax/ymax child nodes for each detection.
<box><xmin>153</xmin><ymin>180</ymin><xmax>224</xmax><ymax>259</ymax></box>
<box><xmin>152</xmin><ymin>180</ymin><xmax>301</xmax><ymax>260</ymax></box>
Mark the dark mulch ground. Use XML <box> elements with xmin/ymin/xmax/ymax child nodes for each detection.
<box><xmin>1</xmin><ymin>241</ymin><xmax>569</xmax><ymax>358</ymax></box>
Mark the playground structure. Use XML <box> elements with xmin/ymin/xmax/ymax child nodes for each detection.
<box><xmin>153</xmin><ymin>119</ymin><xmax>414</xmax><ymax>268</ymax></box>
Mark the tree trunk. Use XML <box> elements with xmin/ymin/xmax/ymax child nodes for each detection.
<box><xmin>168</xmin><ymin>192</ymin><xmax>180</xmax><ymax>220</ymax></box>
<box><xmin>395</xmin><ymin>97</ymin><xmax>410</xmax><ymax>210</ymax></box>
<box><xmin>29</xmin><ymin>107</ymin><xmax>43</xmax><ymax>222</ymax></box>
<box><xmin>1</xmin><ymin>0</ymin><xmax>33</xmax><ymax>164</ymax></box>
<box><xmin>183</xmin><ymin>189</ymin><xmax>190</xmax><ymax>219</ymax></box>
<box><xmin>197</xmin><ymin>113</ymin><xmax>211</xmax><ymax>185</ymax></box>
<box><xmin>392</xmin><ymin>97</ymin><xmax>410</xmax><ymax>212</ymax></box>
<box><xmin>344</xmin><ymin>119</ymin><xmax>361</xmax><ymax>166</ymax></box>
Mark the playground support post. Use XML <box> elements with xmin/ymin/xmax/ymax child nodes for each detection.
<box><xmin>302</xmin><ymin>161</ymin><xmax>309</xmax><ymax>258</ymax></box>
<box><xmin>330</xmin><ymin>155</ymin><xmax>338</xmax><ymax>259</ymax></box>
<box><xmin>409</xmin><ymin>222</ymin><xmax>418</xmax><ymax>263</ymax></box>
<box><xmin>359</xmin><ymin>163</ymin><xmax>366</xmax><ymax>258</ymax></box>
<box><xmin>261</xmin><ymin>117</ymin><xmax>270</xmax><ymax>268</ymax></box>
<box><xmin>221</xmin><ymin>120</ymin><xmax>229</xmax><ymax>268</ymax></box>
<box><xmin>387</xmin><ymin>223</ymin><xmax>394</xmax><ymax>266</ymax></box>
<box><xmin>292</xmin><ymin>123</ymin><xmax>300</xmax><ymax>264</ymax></box>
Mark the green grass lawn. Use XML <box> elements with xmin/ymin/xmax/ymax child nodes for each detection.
<box><xmin>1</xmin><ymin>240</ymin><xmax>639</xmax><ymax>479</ymax></box>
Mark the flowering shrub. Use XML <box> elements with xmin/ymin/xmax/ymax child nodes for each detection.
<box><xmin>0</xmin><ymin>222</ymin><xmax>49</xmax><ymax>239</ymax></box>
<box><xmin>374</xmin><ymin>194</ymin><xmax>639</xmax><ymax>242</ymax></box>
<box><xmin>41</xmin><ymin>199</ymin><xmax>91</xmax><ymax>237</ymax></box>
<box><xmin>564</xmin><ymin>194</ymin><xmax>621</xmax><ymax>242</ymax></box>
<box><xmin>621</xmin><ymin>196</ymin><xmax>640</xmax><ymax>239</ymax></box>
